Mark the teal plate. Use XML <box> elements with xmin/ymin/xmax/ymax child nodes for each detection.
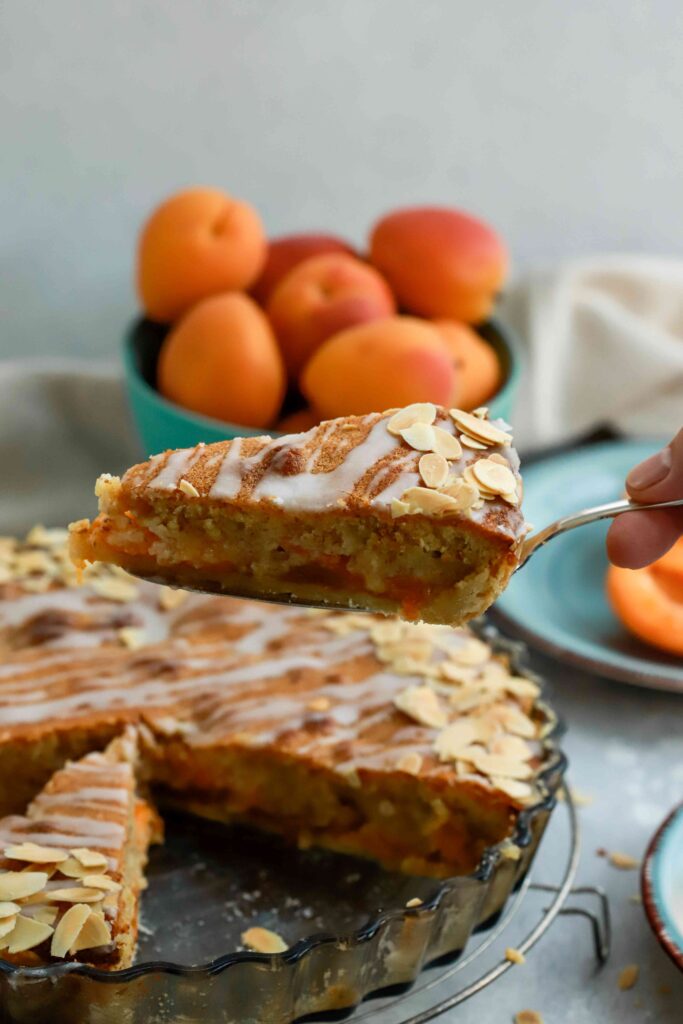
<box><xmin>494</xmin><ymin>440</ymin><xmax>683</xmax><ymax>692</ymax></box>
<box><xmin>643</xmin><ymin>803</ymin><xmax>683</xmax><ymax>971</ymax></box>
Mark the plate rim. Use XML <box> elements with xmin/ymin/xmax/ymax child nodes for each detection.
<box><xmin>642</xmin><ymin>802</ymin><xmax>683</xmax><ymax>972</ymax></box>
<box><xmin>494</xmin><ymin>437</ymin><xmax>682</xmax><ymax>693</ymax></box>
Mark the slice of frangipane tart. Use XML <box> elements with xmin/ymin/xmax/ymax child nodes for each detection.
<box><xmin>0</xmin><ymin>728</ymin><xmax>161</xmax><ymax>968</ymax></box>
<box><xmin>69</xmin><ymin>404</ymin><xmax>526</xmax><ymax>626</ymax></box>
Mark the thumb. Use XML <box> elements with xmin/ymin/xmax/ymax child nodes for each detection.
<box><xmin>626</xmin><ymin>428</ymin><xmax>683</xmax><ymax>503</ymax></box>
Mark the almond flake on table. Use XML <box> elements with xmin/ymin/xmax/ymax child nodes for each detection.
<box><xmin>608</xmin><ymin>851</ymin><xmax>640</xmax><ymax>870</ymax></box>
<box><xmin>505</xmin><ymin>946</ymin><xmax>526</xmax><ymax>965</ymax></box>
<box><xmin>514</xmin><ymin>1012</ymin><xmax>543</xmax><ymax>1024</ymax></box>
<box><xmin>618</xmin><ymin>963</ymin><xmax>639</xmax><ymax>990</ymax></box>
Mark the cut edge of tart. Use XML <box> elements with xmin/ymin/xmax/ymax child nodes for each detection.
<box><xmin>0</xmin><ymin>728</ymin><xmax>161</xmax><ymax>969</ymax></box>
<box><xmin>68</xmin><ymin>404</ymin><xmax>526</xmax><ymax>626</ymax></box>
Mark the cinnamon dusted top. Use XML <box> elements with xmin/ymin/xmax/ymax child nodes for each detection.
<box><xmin>116</xmin><ymin>406</ymin><xmax>526</xmax><ymax>543</ymax></box>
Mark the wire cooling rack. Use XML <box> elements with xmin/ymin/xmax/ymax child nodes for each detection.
<box><xmin>332</xmin><ymin>785</ymin><xmax>611</xmax><ymax>1024</ymax></box>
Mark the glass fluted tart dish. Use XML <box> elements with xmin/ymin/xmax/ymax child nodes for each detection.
<box><xmin>0</xmin><ymin>528</ymin><xmax>564</xmax><ymax>1023</ymax></box>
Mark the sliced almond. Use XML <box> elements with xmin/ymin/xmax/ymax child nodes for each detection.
<box><xmin>81</xmin><ymin>874</ymin><xmax>121</xmax><ymax>892</ymax></box>
<box><xmin>158</xmin><ymin>587</ymin><xmax>187</xmax><ymax>611</ymax></box>
<box><xmin>0</xmin><ymin>916</ymin><xmax>17</xmax><ymax>939</ymax></box>
<box><xmin>488</xmin><ymin>735</ymin><xmax>533</xmax><ymax>761</ymax></box>
<box><xmin>401</xmin><ymin>487</ymin><xmax>462</xmax><ymax>516</ymax></box>
<box><xmin>47</xmin><ymin>887</ymin><xmax>105</xmax><ymax>904</ymax></box>
<box><xmin>460</xmin><ymin>434</ymin><xmax>488</xmax><ymax>450</ymax></box>
<box><xmin>490</xmin><ymin>776</ymin><xmax>534</xmax><ymax>801</ymax></box>
<box><xmin>433</xmin><ymin>720</ymin><xmax>485</xmax><ymax>761</ymax></box>
<box><xmin>57</xmin><ymin>857</ymin><xmax>89</xmax><ymax>879</ymax></box>
<box><xmin>472</xmin><ymin>407</ymin><xmax>489</xmax><ymax>418</ymax></box>
<box><xmin>89</xmin><ymin>577</ymin><xmax>138</xmax><ymax>603</ymax></box>
<box><xmin>399</xmin><ymin>423</ymin><xmax>436</xmax><ymax>452</ymax></box>
<box><xmin>241</xmin><ymin>925</ymin><xmax>288</xmax><ymax>954</ymax></box>
<box><xmin>386</xmin><ymin>404</ymin><xmax>436</xmax><ymax>435</ymax></box>
<box><xmin>69</xmin><ymin>908</ymin><xmax>112</xmax><ymax>954</ymax></box>
<box><xmin>178</xmin><ymin>478</ymin><xmax>200</xmax><ymax>497</ymax></box>
<box><xmin>70</xmin><ymin>848</ymin><xmax>108</xmax><ymax>869</ymax></box>
<box><xmin>504</xmin><ymin>675</ymin><xmax>541</xmax><ymax>699</ymax></box>
<box><xmin>30</xmin><ymin>906</ymin><xmax>58</xmax><ymax>926</ymax></box>
<box><xmin>439</xmin><ymin>478</ymin><xmax>480</xmax><ymax>511</ymax></box>
<box><xmin>618</xmin><ymin>964</ymin><xmax>639</xmax><ymax>990</ymax></box>
<box><xmin>609</xmin><ymin>852</ymin><xmax>639</xmax><ymax>870</ymax></box>
<box><xmin>3</xmin><ymin>842</ymin><xmax>68</xmax><ymax>864</ymax></box>
<box><xmin>2</xmin><ymin>915</ymin><xmax>53</xmax><ymax>953</ymax></box>
<box><xmin>396</xmin><ymin>751</ymin><xmax>423</xmax><ymax>775</ymax></box>
<box><xmin>450</xmin><ymin>409</ymin><xmax>512</xmax><ymax>446</ymax></box>
<box><xmin>450</xmin><ymin>637</ymin><xmax>490</xmax><ymax>666</ymax></box>
<box><xmin>471</xmin><ymin>458</ymin><xmax>517</xmax><ymax>496</ymax></box>
<box><xmin>506</xmin><ymin>946</ymin><xmax>526</xmax><ymax>965</ymax></box>
<box><xmin>0</xmin><ymin>902</ymin><xmax>20</xmax><ymax>919</ymax></box>
<box><xmin>405</xmin><ymin>897</ymin><xmax>423</xmax><ymax>908</ymax></box>
<box><xmin>471</xmin><ymin>752</ymin><xmax>533</xmax><ymax>780</ymax></box>
<box><xmin>307</xmin><ymin>697</ymin><xmax>331</xmax><ymax>713</ymax></box>
<box><xmin>418</xmin><ymin>452</ymin><xmax>449</xmax><ymax>489</ymax></box>
<box><xmin>391</xmin><ymin>498</ymin><xmax>411</xmax><ymax>518</ymax></box>
<box><xmin>490</xmin><ymin>705</ymin><xmax>537</xmax><ymax>738</ymax></box>
<box><xmin>0</xmin><ymin>871</ymin><xmax>48</xmax><ymax>901</ymax></box>
<box><xmin>514</xmin><ymin>1011</ymin><xmax>543</xmax><ymax>1024</ymax></box>
<box><xmin>431</xmin><ymin>427</ymin><xmax>462</xmax><ymax>460</ymax></box>
<box><xmin>394</xmin><ymin>685</ymin><xmax>447</xmax><ymax>729</ymax></box>
<box><xmin>118</xmin><ymin>627</ymin><xmax>146</xmax><ymax>650</ymax></box>
<box><xmin>50</xmin><ymin>903</ymin><xmax>91</xmax><ymax>958</ymax></box>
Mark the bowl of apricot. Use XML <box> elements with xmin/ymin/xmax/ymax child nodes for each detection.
<box><xmin>123</xmin><ymin>188</ymin><xmax>522</xmax><ymax>454</ymax></box>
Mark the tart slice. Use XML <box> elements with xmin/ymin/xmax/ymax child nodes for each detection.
<box><xmin>0</xmin><ymin>729</ymin><xmax>160</xmax><ymax>968</ymax></box>
<box><xmin>69</xmin><ymin>405</ymin><xmax>525</xmax><ymax>626</ymax></box>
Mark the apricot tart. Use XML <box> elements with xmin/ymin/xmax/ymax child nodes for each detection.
<box><xmin>0</xmin><ymin>529</ymin><xmax>557</xmax><ymax>888</ymax></box>
<box><xmin>69</xmin><ymin>404</ymin><xmax>526</xmax><ymax>626</ymax></box>
<box><xmin>0</xmin><ymin>729</ymin><xmax>159</xmax><ymax>968</ymax></box>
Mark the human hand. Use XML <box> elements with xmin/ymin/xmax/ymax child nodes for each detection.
<box><xmin>606</xmin><ymin>429</ymin><xmax>683</xmax><ymax>568</ymax></box>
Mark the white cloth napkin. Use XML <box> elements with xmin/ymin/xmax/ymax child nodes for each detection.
<box><xmin>500</xmin><ymin>255</ymin><xmax>683</xmax><ymax>450</ymax></box>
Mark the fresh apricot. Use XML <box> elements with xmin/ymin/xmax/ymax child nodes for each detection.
<box><xmin>158</xmin><ymin>293</ymin><xmax>285</xmax><ymax>428</ymax></box>
<box><xmin>606</xmin><ymin>538</ymin><xmax>683</xmax><ymax>656</ymax></box>
<box><xmin>275</xmin><ymin>407</ymin><xmax>321</xmax><ymax>434</ymax></box>
<box><xmin>137</xmin><ymin>187</ymin><xmax>266</xmax><ymax>322</ymax></box>
<box><xmin>433</xmin><ymin>320</ymin><xmax>502</xmax><ymax>409</ymax></box>
<box><xmin>369</xmin><ymin>206</ymin><xmax>507</xmax><ymax>323</ymax></box>
<box><xmin>251</xmin><ymin>234</ymin><xmax>355</xmax><ymax>305</ymax></box>
<box><xmin>267</xmin><ymin>253</ymin><xmax>396</xmax><ymax>381</ymax></box>
<box><xmin>301</xmin><ymin>316</ymin><xmax>456</xmax><ymax>419</ymax></box>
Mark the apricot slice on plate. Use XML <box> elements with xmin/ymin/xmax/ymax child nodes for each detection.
<box><xmin>301</xmin><ymin>316</ymin><xmax>455</xmax><ymax>419</ymax></box>
<box><xmin>606</xmin><ymin>538</ymin><xmax>683</xmax><ymax>656</ymax></box>
<box><xmin>137</xmin><ymin>187</ymin><xmax>266</xmax><ymax>322</ymax></box>
<box><xmin>158</xmin><ymin>293</ymin><xmax>285</xmax><ymax>428</ymax></box>
<box><xmin>433</xmin><ymin>319</ymin><xmax>502</xmax><ymax>409</ymax></box>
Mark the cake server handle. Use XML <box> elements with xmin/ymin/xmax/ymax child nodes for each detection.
<box><xmin>516</xmin><ymin>497</ymin><xmax>683</xmax><ymax>568</ymax></box>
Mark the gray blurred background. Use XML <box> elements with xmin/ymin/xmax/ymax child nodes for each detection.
<box><xmin>3</xmin><ymin>0</ymin><xmax>683</xmax><ymax>360</ymax></box>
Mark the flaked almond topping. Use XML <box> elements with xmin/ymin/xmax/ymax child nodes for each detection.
<box><xmin>82</xmin><ymin>874</ymin><xmax>121</xmax><ymax>892</ymax></box>
<box><xmin>431</xmin><ymin>427</ymin><xmax>463</xmax><ymax>460</ymax></box>
<box><xmin>370</xmin><ymin>620</ymin><xmax>403</xmax><ymax>644</ymax></box>
<box><xmin>3</xmin><ymin>843</ymin><xmax>68</xmax><ymax>864</ymax></box>
<box><xmin>463</xmin><ymin>465</ymin><xmax>497</xmax><ymax>499</ymax></box>
<box><xmin>178</xmin><ymin>478</ymin><xmax>200</xmax><ymax>498</ymax></box>
<box><xmin>489</xmin><ymin>776</ymin><xmax>534</xmax><ymax>801</ymax></box>
<box><xmin>505</xmin><ymin>946</ymin><xmax>526</xmax><ymax>965</ymax></box>
<box><xmin>31</xmin><ymin>906</ymin><xmax>58</xmax><ymax>926</ymax></box>
<box><xmin>433</xmin><ymin>720</ymin><xmax>486</xmax><ymax>761</ymax></box>
<box><xmin>400</xmin><ymin>487</ymin><xmax>463</xmax><ymax>516</ymax></box>
<box><xmin>472</xmin><ymin>407</ymin><xmax>489</xmax><ymax>418</ymax></box>
<box><xmin>489</xmin><ymin>735</ymin><xmax>533</xmax><ymax>761</ymax></box>
<box><xmin>471</xmin><ymin>458</ymin><xmax>517</xmax><ymax>496</ymax></box>
<box><xmin>471</xmin><ymin>752</ymin><xmax>533</xmax><ymax>780</ymax></box>
<box><xmin>450</xmin><ymin>637</ymin><xmax>491</xmax><ymax>666</ymax></box>
<box><xmin>307</xmin><ymin>697</ymin><xmax>331</xmax><ymax>712</ymax></box>
<box><xmin>158</xmin><ymin>587</ymin><xmax>187</xmax><ymax>611</ymax></box>
<box><xmin>439</xmin><ymin>477</ymin><xmax>480</xmax><ymax>511</ymax></box>
<box><xmin>503</xmin><ymin>675</ymin><xmax>541</xmax><ymax>699</ymax></box>
<box><xmin>514</xmin><ymin>1012</ymin><xmax>543</xmax><ymax>1024</ymax></box>
<box><xmin>450</xmin><ymin>408</ymin><xmax>512</xmax><ymax>446</ymax></box>
<box><xmin>0</xmin><ymin>871</ymin><xmax>49</xmax><ymax>901</ymax></box>
<box><xmin>609</xmin><ymin>851</ymin><xmax>639</xmax><ymax>870</ymax></box>
<box><xmin>47</xmin><ymin>887</ymin><xmax>105</xmax><ymax>904</ymax></box>
<box><xmin>499</xmin><ymin>841</ymin><xmax>522</xmax><ymax>861</ymax></box>
<box><xmin>418</xmin><ymin>452</ymin><xmax>449</xmax><ymax>489</ymax></box>
<box><xmin>70</xmin><ymin>908</ymin><xmax>111</xmax><ymax>953</ymax></box>
<box><xmin>57</xmin><ymin>857</ymin><xmax>90</xmax><ymax>879</ymax></box>
<box><xmin>50</xmin><ymin>903</ymin><xmax>91</xmax><ymax>958</ymax></box>
<box><xmin>89</xmin><ymin>577</ymin><xmax>138</xmax><ymax>603</ymax></box>
<box><xmin>390</xmin><ymin>498</ymin><xmax>411</xmax><ymax>518</ymax></box>
<box><xmin>386</xmin><ymin>403</ymin><xmax>436</xmax><ymax>435</ymax></box>
<box><xmin>618</xmin><ymin>964</ymin><xmax>639</xmax><ymax>990</ymax></box>
<box><xmin>0</xmin><ymin>902</ymin><xmax>20</xmax><ymax>919</ymax></box>
<box><xmin>405</xmin><ymin>897</ymin><xmax>423</xmax><ymax>908</ymax></box>
<box><xmin>459</xmin><ymin>434</ymin><xmax>488</xmax><ymax>450</ymax></box>
<box><xmin>0</xmin><ymin>916</ymin><xmax>17</xmax><ymax>939</ymax></box>
<box><xmin>118</xmin><ymin>626</ymin><xmax>146</xmax><ymax>650</ymax></box>
<box><xmin>241</xmin><ymin>926</ymin><xmax>288</xmax><ymax>954</ymax></box>
<box><xmin>491</xmin><ymin>705</ymin><xmax>537</xmax><ymax>738</ymax></box>
<box><xmin>1</xmin><ymin>914</ymin><xmax>53</xmax><ymax>954</ymax></box>
<box><xmin>70</xmin><ymin>848</ymin><xmax>108</xmax><ymax>869</ymax></box>
<box><xmin>396</xmin><ymin>751</ymin><xmax>423</xmax><ymax>775</ymax></box>
<box><xmin>398</xmin><ymin>422</ymin><xmax>436</xmax><ymax>452</ymax></box>
<box><xmin>394</xmin><ymin>685</ymin><xmax>447</xmax><ymax>729</ymax></box>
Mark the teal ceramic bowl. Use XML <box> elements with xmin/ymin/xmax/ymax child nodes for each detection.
<box><xmin>123</xmin><ymin>316</ymin><xmax>522</xmax><ymax>457</ymax></box>
<box><xmin>643</xmin><ymin>803</ymin><xmax>683</xmax><ymax>971</ymax></box>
